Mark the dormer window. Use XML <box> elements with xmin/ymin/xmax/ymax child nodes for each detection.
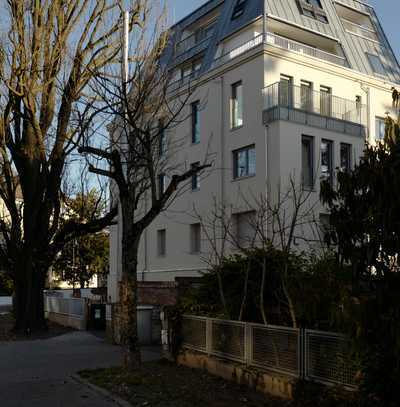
<box><xmin>298</xmin><ymin>0</ymin><xmax>328</xmax><ymax>24</ymax></box>
<box><xmin>232</xmin><ymin>0</ymin><xmax>247</xmax><ymax>20</ymax></box>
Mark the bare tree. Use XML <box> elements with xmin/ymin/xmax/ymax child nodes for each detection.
<box><xmin>80</xmin><ymin>2</ymin><xmax>211</xmax><ymax>369</ymax></box>
<box><xmin>193</xmin><ymin>176</ymin><xmax>321</xmax><ymax>327</ymax></box>
<box><xmin>0</xmin><ymin>0</ymin><xmax>142</xmax><ymax>332</ymax></box>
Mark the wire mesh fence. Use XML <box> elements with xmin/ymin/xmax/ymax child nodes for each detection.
<box><xmin>181</xmin><ymin>315</ymin><xmax>358</xmax><ymax>389</ymax></box>
<box><xmin>304</xmin><ymin>329</ymin><xmax>358</xmax><ymax>389</ymax></box>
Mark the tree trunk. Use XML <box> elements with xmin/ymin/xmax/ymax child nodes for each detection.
<box><xmin>119</xmin><ymin>200</ymin><xmax>142</xmax><ymax>370</ymax></box>
<box><xmin>238</xmin><ymin>259</ymin><xmax>251</xmax><ymax>321</ymax></box>
<box><xmin>260</xmin><ymin>257</ymin><xmax>268</xmax><ymax>325</ymax></box>
<box><xmin>13</xmin><ymin>262</ymin><xmax>47</xmax><ymax>334</ymax></box>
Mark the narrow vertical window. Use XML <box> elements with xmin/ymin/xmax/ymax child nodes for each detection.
<box><xmin>279</xmin><ymin>75</ymin><xmax>293</xmax><ymax>107</ymax></box>
<box><xmin>191</xmin><ymin>101</ymin><xmax>200</xmax><ymax>143</ymax></box>
<box><xmin>300</xmin><ymin>80</ymin><xmax>313</xmax><ymax>111</ymax></box>
<box><xmin>302</xmin><ymin>136</ymin><xmax>314</xmax><ymax>189</ymax></box>
<box><xmin>190</xmin><ymin>223</ymin><xmax>201</xmax><ymax>253</ymax></box>
<box><xmin>375</xmin><ymin>117</ymin><xmax>386</xmax><ymax>140</ymax></box>
<box><xmin>158</xmin><ymin>173</ymin><xmax>166</xmax><ymax>196</ymax></box>
<box><xmin>231</xmin><ymin>81</ymin><xmax>243</xmax><ymax>128</ymax></box>
<box><xmin>157</xmin><ymin>229</ymin><xmax>166</xmax><ymax>257</ymax></box>
<box><xmin>321</xmin><ymin>139</ymin><xmax>333</xmax><ymax>184</ymax></box>
<box><xmin>340</xmin><ymin>143</ymin><xmax>351</xmax><ymax>172</ymax></box>
<box><xmin>159</xmin><ymin>122</ymin><xmax>167</xmax><ymax>157</ymax></box>
<box><xmin>320</xmin><ymin>86</ymin><xmax>332</xmax><ymax>117</ymax></box>
<box><xmin>233</xmin><ymin>145</ymin><xmax>255</xmax><ymax>179</ymax></box>
<box><xmin>191</xmin><ymin>162</ymin><xmax>200</xmax><ymax>191</ymax></box>
<box><xmin>235</xmin><ymin>211</ymin><xmax>256</xmax><ymax>247</ymax></box>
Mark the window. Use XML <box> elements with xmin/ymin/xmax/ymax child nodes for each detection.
<box><xmin>232</xmin><ymin>0</ymin><xmax>247</xmax><ymax>20</ymax></box>
<box><xmin>320</xmin><ymin>86</ymin><xmax>332</xmax><ymax>117</ymax></box>
<box><xmin>280</xmin><ymin>75</ymin><xmax>293</xmax><ymax>107</ymax></box>
<box><xmin>376</xmin><ymin>117</ymin><xmax>386</xmax><ymax>140</ymax></box>
<box><xmin>191</xmin><ymin>101</ymin><xmax>200</xmax><ymax>143</ymax></box>
<box><xmin>231</xmin><ymin>81</ymin><xmax>243</xmax><ymax>128</ymax></box>
<box><xmin>190</xmin><ymin>223</ymin><xmax>201</xmax><ymax>253</ymax></box>
<box><xmin>319</xmin><ymin>213</ymin><xmax>332</xmax><ymax>243</ymax></box>
<box><xmin>159</xmin><ymin>122</ymin><xmax>167</xmax><ymax>157</ymax></box>
<box><xmin>298</xmin><ymin>0</ymin><xmax>328</xmax><ymax>23</ymax></box>
<box><xmin>158</xmin><ymin>173</ymin><xmax>166</xmax><ymax>196</ymax></box>
<box><xmin>302</xmin><ymin>136</ymin><xmax>314</xmax><ymax>189</ymax></box>
<box><xmin>157</xmin><ymin>229</ymin><xmax>166</xmax><ymax>257</ymax></box>
<box><xmin>340</xmin><ymin>143</ymin><xmax>351</xmax><ymax>172</ymax></box>
<box><xmin>321</xmin><ymin>139</ymin><xmax>333</xmax><ymax>185</ymax></box>
<box><xmin>235</xmin><ymin>211</ymin><xmax>256</xmax><ymax>247</ymax></box>
<box><xmin>191</xmin><ymin>162</ymin><xmax>200</xmax><ymax>191</ymax></box>
<box><xmin>366</xmin><ymin>53</ymin><xmax>386</xmax><ymax>76</ymax></box>
<box><xmin>233</xmin><ymin>145</ymin><xmax>256</xmax><ymax>179</ymax></box>
<box><xmin>300</xmin><ymin>80</ymin><xmax>313</xmax><ymax>111</ymax></box>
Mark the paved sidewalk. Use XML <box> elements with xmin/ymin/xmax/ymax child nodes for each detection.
<box><xmin>0</xmin><ymin>331</ymin><xmax>160</xmax><ymax>406</ymax></box>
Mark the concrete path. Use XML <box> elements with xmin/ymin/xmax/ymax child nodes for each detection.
<box><xmin>0</xmin><ymin>331</ymin><xmax>160</xmax><ymax>406</ymax></box>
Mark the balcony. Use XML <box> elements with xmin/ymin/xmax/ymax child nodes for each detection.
<box><xmin>175</xmin><ymin>24</ymin><xmax>216</xmax><ymax>57</ymax></box>
<box><xmin>262</xmin><ymin>82</ymin><xmax>366</xmax><ymax>137</ymax></box>
<box><xmin>211</xmin><ymin>31</ymin><xmax>347</xmax><ymax>71</ymax></box>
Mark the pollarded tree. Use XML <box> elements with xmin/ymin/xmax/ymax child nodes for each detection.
<box><xmin>80</xmin><ymin>2</ymin><xmax>211</xmax><ymax>368</ymax></box>
<box><xmin>0</xmin><ymin>0</ymin><xmax>147</xmax><ymax>332</ymax></box>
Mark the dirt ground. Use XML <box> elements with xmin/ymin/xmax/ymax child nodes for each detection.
<box><xmin>0</xmin><ymin>313</ymin><xmax>75</xmax><ymax>341</ymax></box>
<box><xmin>79</xmin><ymin>360</ymin><xmax>357</xmax><ymax>407</ymax></box>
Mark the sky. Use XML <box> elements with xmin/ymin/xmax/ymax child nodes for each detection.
<box><xmin>170</xmin><ymin>0</ymin><xmax>400</xmax><ymax>60</ymax></box>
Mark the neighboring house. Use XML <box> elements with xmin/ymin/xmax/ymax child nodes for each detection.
<box><xmin>108</xmin><ymin>0</ymin><xmax>400</xmax><ymax>303</ymax></box>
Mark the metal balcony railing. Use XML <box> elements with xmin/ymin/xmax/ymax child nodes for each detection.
<box><xmin>263</xmin><ymin>82</ymin><xmax>367</xmax><ymax>126</ymax></box>
<box><xmin>211</xmin><ymin>32</ymin><xmax>347</xmax><ymax>70</ymax></box>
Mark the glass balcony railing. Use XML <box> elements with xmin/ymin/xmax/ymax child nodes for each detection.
<box><xmin>175</xmin><ymin>25</ymin><xmax>215</xmax><ymax>56</ymax></box>
<box><xmin>263</xmin><ymin>82</ymin><xmax>367</xmax><ymax>127</ymax></box>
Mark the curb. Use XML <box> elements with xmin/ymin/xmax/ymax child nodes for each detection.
<box><xmin>71</xmin><ymin>373</ymin><xmax>132</xmax><ymax>407</ymax></box>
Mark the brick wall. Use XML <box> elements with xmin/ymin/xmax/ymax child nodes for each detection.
<box><xmin>137</xmin><ymin>281</ymin><xmax>178</xmax><ymax>306</ymax></box>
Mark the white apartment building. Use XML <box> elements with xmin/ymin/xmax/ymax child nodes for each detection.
<box><xmin>108</xmin><ymin>0</ymin><xmax>400</xmax><ymax>303</ymax></box>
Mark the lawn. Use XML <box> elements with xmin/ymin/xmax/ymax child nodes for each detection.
<box><xmin>79</xmin><ymin>360</ymin><xmax>357</xmax><ymax>407</ymax></box>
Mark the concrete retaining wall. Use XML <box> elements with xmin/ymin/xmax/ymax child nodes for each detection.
<box><xmin>177</xmin><ymin>350</ymin><xmax>294</xmax><ymax>400</ymax></box>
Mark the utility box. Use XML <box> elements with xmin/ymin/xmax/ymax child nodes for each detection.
<box><xmin>137</xmin><ymin>306</ymin><xmax>153</xmax><ymax>345</ymax></box>
<box><xmin>89</xmin><ymin>303</ymin><xmax>106</xmax><ymax>330</ymax></box>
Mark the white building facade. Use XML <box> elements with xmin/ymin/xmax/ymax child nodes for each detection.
<box><xmin>108</xmin><ymin>0</ymin><xmax>400</xmax><ymax>303</ymax></box>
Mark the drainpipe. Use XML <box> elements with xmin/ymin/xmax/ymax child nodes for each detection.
<box><xmin>359</xmin><ymin>82</ymin><xmax>371</xmax><ymax>142</ymax></box>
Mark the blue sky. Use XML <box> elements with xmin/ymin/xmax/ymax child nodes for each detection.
<box><xmin>171</xmin><ymin>0</ymin><xmax>400</xmax><ymax>60</ymax></box>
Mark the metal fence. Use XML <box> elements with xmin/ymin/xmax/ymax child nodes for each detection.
<box><xmin>44</xmin><ymin>295</ymin><xmax>86</xmax><ymax>318</ymax></box>
<box><xmin>181</xmin><ymin>315</ymin><xmax>357</xmax><ymax>389</ymax></box>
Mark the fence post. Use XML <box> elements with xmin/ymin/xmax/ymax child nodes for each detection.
<box><xmin>206</xmin><ymin>318</ymin><xmax>212</xmax><ymax>355</ymax></box>
<box><xmin>244</xmin><ymin>323</ymin><xmax>252</xmax><ymax>366</ymax></box>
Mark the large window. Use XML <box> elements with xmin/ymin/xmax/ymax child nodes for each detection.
<box><xmin>190</xmin><ymin>223</ymin><xmax>201</xmax><ymax>254</ymax></box>
<box><xmin>320</xmin><ymin>86</ymin><xmax>332</xmax><ymax>117</ymax></box>
<box><xmin>302</xmin><ymin>136</ymin><xmax>314</xmax><ymax>189</ymax></box>
<box><xmin>231</xmin><ymin>81</ymin><xmax>243</xmax><ymax>128</ymax></box>
<box><xmin>300</xmin><ymin>80</ymin><xmax>313</xmax><ymax>111</ymax></box>
<box><xmin>191</xmin><ymin>101</ymin><xmax>200</xmax><ymax>144</ymax></box>
<box><xmin>321</xmin><ymin>139</ymin><xmax>333</xmax><ymax>185</ymax></box>
<box><xmin>191</xmin><ymin>162</ymin><xmax>200</xmax><ymax>191</ymax></box>
<box><xmin>366</xmin><ymin>53</ymin><xmax>386</xmax><ymax>76</ymax></box>
<box><xmin>157</xmin><ymin>229</ymin><xmax>166</xmax><ymax>257</ymax></box>
<box><xmin>376</xmin><ymin>117</ymin><xmax>386</xmax><ymax>140</ymax></box>
<box><xmin>235</xmin><ymin>211</ymin><xmax>256</xmax><ymax>248</ymax></box>
<box><xmin>280</xmin><ymin>74</ymin><xmax>293</xmax><ymax>107</ymax></box>
<box><xmin>340</xmin><ymin>143</ymin><xmax>352</xmax><ymax>172</ymax></box>
<box><xmin>233</xmin><ymin>145</ymin><xmax>256</xmax><ymax>179</ymax></box>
